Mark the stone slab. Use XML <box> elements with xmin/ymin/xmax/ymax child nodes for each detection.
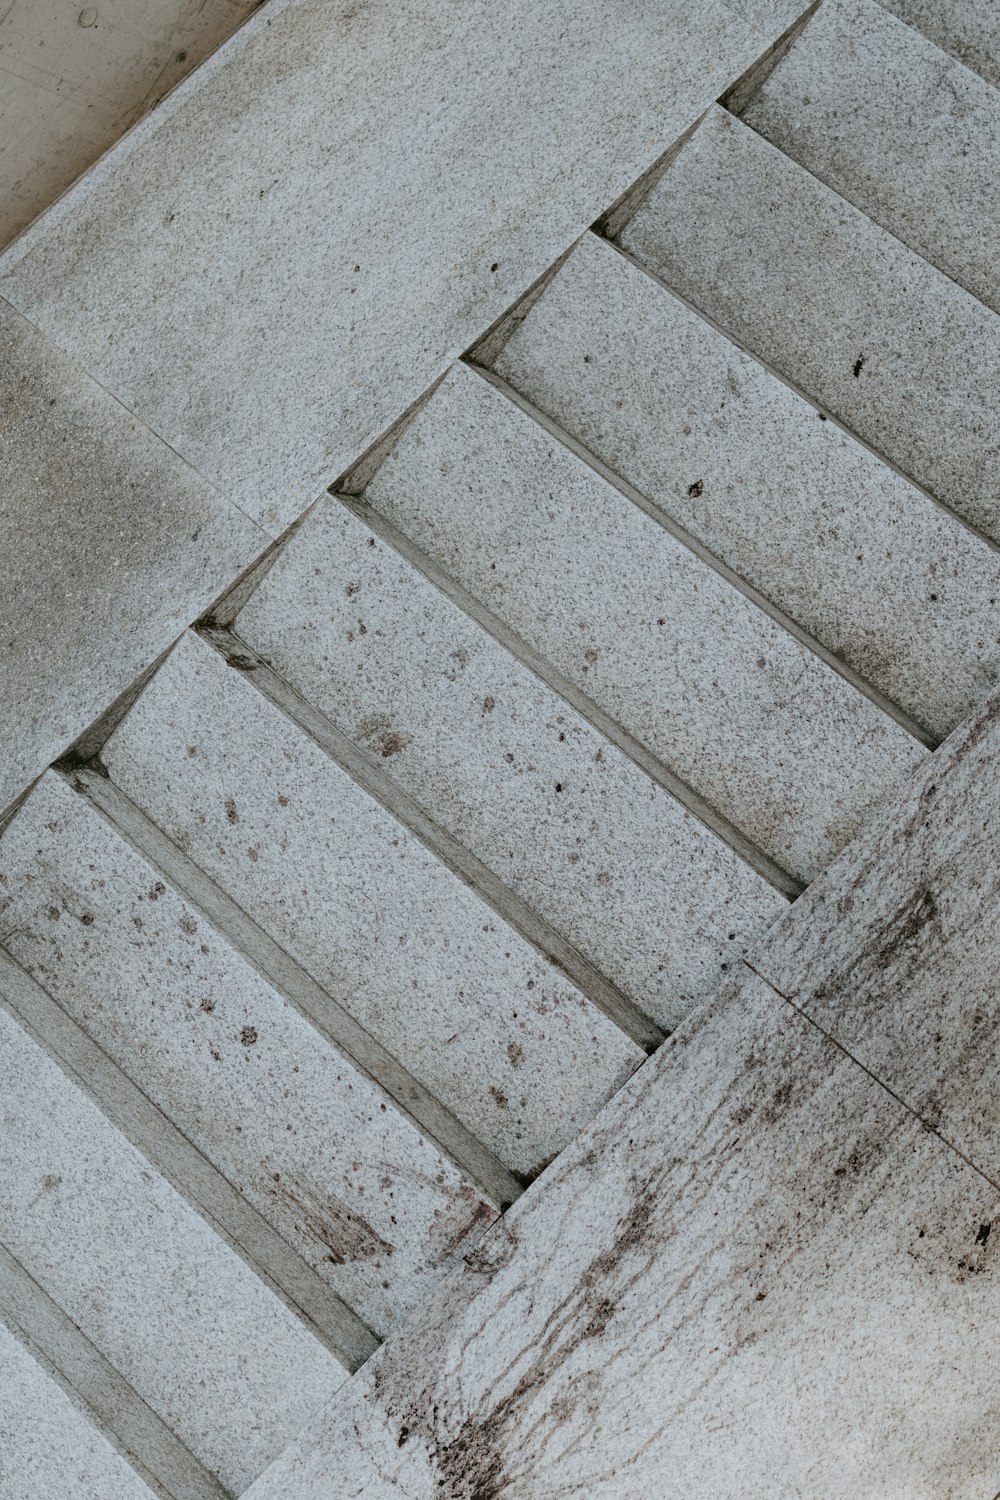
<box><xmin>235</xmin><ymin>496</ymin><xmax>786</xmax><ymax>1034</ymax></box>
<box><xmin>101</xmin><ymin>630</ymin><xmax>641</xmax><ymax>1179</ymax></box>
<box><xmin>0</xmin><ymin>297</ymin><xmax>264</xmax><ymax>818</ymax></box>
<box><xmin>619</xmin><ymin>105</ymin><xmax>1000</xmax><ymax>543</ymax></box>
<box><xmin>493</xmin><ymin>232</ymin><xmax>1000</xmax><ymax>742</ymax></box>
<box><xmin>879</xmin><ymin>0</ymin><xmax>1000</xmax><ymax>88</ymax></box>
<box><xmin>0</xmin><ymin>0</ymin><xmax>775</xmax><ymax>532</ymax></box>
<box><xmin>0</xmin><ymin>769</ymin><xmax>497</xmax><ymax>1339</ymax></box>
<box><xmin>743</xmin><ymin>0</ymin><xmax>1000</xmax><ymax>316</ymax></box>
<box><xmin>241</xmin><ymin>967</ymin><xmax>1000</xmax><ymax>1499</ymax></box>
<box><xmin>0</xmin><ymin>998</ymin><xmax>343</xmax><ymax>1496</ymax></box>
<box><xmin>0</xmin><ymin>1321</ymin><xmax>156</xmax><ymax>1500</ymax></box>
<box><xmin>359</xmin><ymin>362</ymin><xmax>925</xmax><ymax>885</ymax></box>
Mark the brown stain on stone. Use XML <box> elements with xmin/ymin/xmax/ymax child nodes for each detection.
<box><xmin>273</xmin><ymin>1177</ymin><xmax>396</xmax><ymax>1264</ymax></box>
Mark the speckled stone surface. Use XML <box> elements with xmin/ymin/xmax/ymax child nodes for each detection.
<box><xmin>359</xmin><ymin>363</ymin><xmax>926</xmax><ymax>885</ymax></box>
<box><xmin>0</xmin><ymin>298</ymin><xmax>263</xmax><ymax>817</ymax></box>
<box><xmin>0</xmin><ymin>0</ymin><xmax>772</xmax><ymax>532</ymax></box>
<box><xmin>493</xmin><ymin>233</ymin><xmax>1000</xmax><ymax>742</ymax></box>
<box><xmin>0</xmin><ymin>770</ymin><xmax>498</xmax><ymax>1338</ymax></box>
<box><xmin>879</xmin><ymin>0</ymin><xmax>1000</xmax><ymax>88</ymax></box>
<box><xmin>101</xmin><ymin>631</ymin><xmax>641</xmax><ymax>1178</ymax></box>
<box><xmin>0</xmin><ymin>998</ymin><xmax>343</xmax><ymax>1496</ymax></box>
<box><xmin>0</xmin><ymin>1322</ymin><xmax>155</xmax><ymax>1500</ymax></box>
<box><xmin>240</xmin><ymin>967</ymin><xmax>1000</xmax><ymax>1500</ymax></box>
<box><xmin>619</xmin><ymin>106</ymin><xmax>1000</xmax><ymax>543</ymax></box>
<box><xmin>235</xmin><ymin>498</ymin><xmax>786</xmax><ymax>1033</ymax></box>
<box><xmin>743</xmin><ymin>0</ymin><xmax>1000</xmax><ymax>315</ymax></box>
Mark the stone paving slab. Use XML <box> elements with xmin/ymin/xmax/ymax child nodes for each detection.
<box><xmin>0</xmin><ymin>997</ymin><xmax>343</xmax><ymax>1496</ymax></box>
<box><xmin>359</xmin><ymin>362</ymin><xmax>925</xmax><ymax>885</ymax></box>
<box><xmin>0</xmin><ymin>298</ymin><xmax>264</xmax><ymax>820</ymax></box>
<box><xmin>743</xmin><ymin>0</ymin><xmax>1000</xmax><ymax>315</ymax></box>
<box><xmin>101</xmin><ymin>631</ymin><xmax>641</xmax><ymax>1180</ymax></box>
<box><xmin>235</xmin><ymin>496</ymin><xmax>786</xmax><ymax>1035</ymax></box>
<box><xmin>492</xmin><ymin>232</ymin><xmax>1000</xmax><ymax>742</ymax></box>
<box><xmin>619</xmin><ymin>105</ymin><xmax>1000</xmax><ymax>544</ymax></box>
<box><xmin>0</xmin><ymin>769</ymin><xmax>497</xmax><ymax>1340</ymax></box>
<box><xmin>0</xmin><ymin>1321</ymin><xmax>156</xmax><ymax>1500</ymax></box>
<box><xmin>879</xmin><ymin>0</ymin><xmax>1000</xmax><ymax>87</ymax></box>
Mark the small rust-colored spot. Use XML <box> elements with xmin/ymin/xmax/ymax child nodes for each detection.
<box><xmin>80</xmin><ymin>913</ymin><xmax>95</xmax><ymax>926</ymax></box>
<box><xmin>200</xmin><ymin>997</ymin><xmax>215</xmax><ymax>1014</ymax></box>
<box><xmin>149</xmin><ymin>882</ymin><xmax>166</xmax><ymax>901</ymax></box>
<box><xmin>225</xmin><ymin>798</ymin><xmax>239</xmax><ymax>824</ymax></box>
<box><xmin>489</xmin><ymin>1085</ymin><xmax>509</xmax><ymax>1109</ymax></box>
<box><xmin>507</xmin><ymin>1042</ymin><xmax>524</xmax><ymax>1068</ymax></box>
<box><xmin>483</xmin><ymin>696</ymin><xmax>496</xmax><ymax>713</ymax></box>
<box><xmin>241</xmin><ymin>1025</ymin><xmax>258</xmax><ymax>1046</ymax></box>
<box><xmin>688</xmin><ymin>479</ymin><xmax>704</xmax><ymax>497</ymax></box>
<box><xmin>380</xmin><ymin>731</ymin><xmax>410</xmax><ymax>757</ymax></box>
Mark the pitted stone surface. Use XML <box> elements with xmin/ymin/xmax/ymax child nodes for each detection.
<box><xmin>620</xmin><ymin>105</ymin><xmax>1000</xmax><ymax>543</ymax></box>
<box><xmin>359</xmin><ymin>363</ymin><xmax>925</xmax><ymax>884</ymax></box>
<box><xmin>0</xmin><ymin>771</ymin><xmax>497</xmax><ymax>1338</ymax></box>
<box><xmin>0</xmin><ymin>998</ymin><xmax>343</xmax><ymax>1495</ymax></box>
<box><xmin>492</xmin><ymin>233</ymin><xmax>1000</xmax><ymax>741</ymax></box>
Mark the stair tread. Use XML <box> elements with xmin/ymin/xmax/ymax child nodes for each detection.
<box><xmin>0</xmin><ymin>997</ymin><xmax>343</xmax><ymax>1496</ymax></box>
<box><xmin>619</xmin><ymin>105</ymin><xmax>1000</xmax><ymax>543</ymax></box>
<box><xmin>492</xmin><ymin>232</ymin><xmax>1000</xmax><ymax>742</ymax></box>
<box><xmin>100</xmin><ymin>631</ymin><xmax>640</xmax><ymax>1180</ymax></box>
<box><xmin>0</xmin><ymin>770</ymin><xmax>497</xmax><ymax>1339</ymax></box>
<box><xmin>878</xmin><ymin>0</ymin><xmax>1000</xmax><ymax>88</ymax></box>
<box><xmin>354</xmin><ymin>362</ymin><xmax>925</xmax><ymax>885</ymax></box>
<box><xmin>742</xmin><ymin>0</ymin><xmax>1000</xmax><ymax>315</ymax></box>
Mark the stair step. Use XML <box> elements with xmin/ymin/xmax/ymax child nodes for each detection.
<box><xmin>99</xmin><ymin>631</ymin><xmax>641</xmax><ymax>1180</ymax></box>
<box><xmin>0</xmin><ymin>999</ymin><xmax>343</xmax><ymax>1497</ymax></box>
<box><xmin>878</xmin><ymin>0</ymin><xmax>1000</xmax><ymax>89</ymax></box>
<box><xmin>0</xmin><ymin>771</ymin><xmax>498</xmax><ymax>1341</ymax></box>
<box><xmin>740</xmin><ymin>0</ymin><xmax>1000</xmax><ymax>315</ymax></box>
<box><xmin>339</xmin><ymin>361</ymin><xmax>924</xmax><ymax>886</ymax></box>
<box><xmin>0</xmin><ymin>1319</ymin><xmax>156</xmax><ymax>1500</ymax></box>
<box><xmin>490</xmin><ymin>232</ymin><xmax>1000</xmax><ymax>742</ymax></box>
<box><xmin>618</xmin><ymin>105</ymin><xmax>1000</xmax><ymax>544</ymax></box>
<box><xmin>230</xmin><ymin>497</ymin><xmax>786</xmax><ymax>1035</ymax></box>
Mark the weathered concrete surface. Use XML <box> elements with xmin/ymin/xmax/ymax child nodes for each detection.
<box><xmin>743</xmin><ymin>0</ymin><xmax>1000</xmax><ymax>315</ymax></box>
<box><xmin>0</xmin><ymin>1321</ymin><xmax>156</xmax><ymax>1500</ymax></box>
<box><xmin>493</xmin><ymin>232</ymin><xmax>1000</xmax><ymax>741</ymax></box>
<box><xmin>359</xmin><ymin>363</ymin><xmax>925</xmax><ymax>885</ymax></box>
<box><xmin>0</xmin><ymin>998</ymin><xmax>343</xmax><ymax>1496</ymax></box>
<box><xmin>235</xmin><ymin>497</ymin><xmax>786</xmax><ymax>1034</ymax></box>
<box><xmin>0</xmin><ymin>769</ymin><xmax>497</xmax><ymax>1339</ymax></box>
<box><xmin>0</xmin><ymin>0</ymin><xmax>260</xmax><ymax>250</ymax></box>
<box><xmin>101</xmin><ymin>631</ymin><xmax>641</xmax><ymax>1179</ymax></box>
<box><xmin>241</xmin><ymin>963</ymin><xmax>1000</xmax><ymax>1499</ymax></box>
<box><xmin>0</xmin><ymin>297</ymin><xmax>264</xmax><ymax>819</ymax></box>
<box><xmin>0</xmin><ymin>0</ymin><xmax>776</xmax><ymax>533</ymax></box>
<box><xmin>879</xmin><ymin>0</ymin><xmax>1000</xmax><ymax>87</ymax></box>
<box><xmin>620</xmin><ymin>105</ymin><xmax>1000</xmax><ymax>544</ymax></box>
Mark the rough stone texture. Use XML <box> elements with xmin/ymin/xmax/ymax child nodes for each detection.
<box><xmin>0</xmin><ymin>770</ymin><xmax>497</xmax><ymax>1339</ymax></box>
<box><xmin>0</xmin><ymin>297</ymin><xmax>264</xmax><ymax>818</ymax></box>
<box><xmin>235</xmin><ymin>497</ymin><xmax>786</xmax><ymax>1033</ymax></box>
<box><xmin>750</xmin><ymin>687</ymin><xmax>1000</xmax><ymax>1192</ymax></box>
<box><xmin>619</xmin><ymin>105</ymin><xmax>1000</xmax><ymax>543</ymax></box>
<box><xmin>0</xmin><ymin>1322</ymin><xmax>155</xmax><ymax>1500</ymax></box>
<box><xmin>360</xmin><ymin>363</ymin><xmax>926</xmax><ymax>885</ymax></box>
<box><xmin>879</xmin><ymin>0</ymin><xmax>1000</xmax><ymax>88</ymax></box>
<box><xmin>0</xmin><ymin>0</ymin><xmax>260</xmax><ymax>249</ymax></box>
<box><xmin>493</xmin><ymin>232</ymin><xmax>1000</xmax><ymax>741</ymax></box>
<box><xmin>0</xmin><ymin>0</ymin><xmax>772</xmax><ymax>533</ymax></box>
<box><xmin>240</xmin><ymin>968</ymin><xmax>1000</xmax><ymax>1500</ymax></box>
<box><xmin>743</xmin><ymin>0</ymin><xmax>1000</xmax><ymax>316</ymax></box>
<box><xmin>0</xmin><ymin>998</ymin><xmax>343</xmax><ymax>1496</ymax></box>
<box><xmin>101</xmin><ymin>631</ymin><xmax>641</xmax><ymax>1178</ymax></box>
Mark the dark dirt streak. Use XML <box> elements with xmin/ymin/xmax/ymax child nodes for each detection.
<box><xmin>273</xmin><ymin>1178</ymin><xmax>395</xmax><ymax>1264</ymax></box>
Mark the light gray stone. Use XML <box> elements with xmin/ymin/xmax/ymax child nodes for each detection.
<box><xmin>0</xmin><ymin>1321</ymin><xmax>155</xmax><ymax>1500</ymax></box>
<box><xmin>241</xmin><ymin>968</ymin><xmax>1000</xmax><ymax>1500</ymax></box>
<box><xmin>100</xmin><ymin>631</ymin><xmax>641</xmax><ymax>1178</ymax></box>
<box><xmin>0</xmin><ymin>298</ymin><xmax>263</xmax><ymax>818</ymax></box>
<box><xmin>0</xmin><ymin>0</ymin><xmax>773</xmax><ymax>533</ymax></box>
<box><xmin>0</xmin><ymin>770</ymin><xmax>497</xmax><ymax>1338</ymax></box>
<box><xmin>234</xmin><ymin>497</ymin><xmax>786</xmax><ymax>1034</ymax></box>
<box><xmin>0</xmin><ymin>998</ymin><xmax>343</xmax><ymax>1496</ymax></box>
<box><xmin>493</xmin><ymin>232</ymin><xmax>1000</xmax><ymax>741</ymax></box>
<box><xmin>743</xmin><ymin>0</ymin><xmax>1000</xmax><ymax>315</ymax></box>
<box><xmin>358</xmin><ymin>362</ymin><xmax>925</xmax><ymax>885</ymax></box>
<box><xmin>619</xmin><ymin>105</ymin><xmax>1000</xmax><ymax>543</ymax></box>
<box><xmin>749</xmin><ymin>687</ymin><xmax>1000</xmax><ymax>1191</ymax></box>
<box><xmin>879</xmin><ymin>0</ymin><xmax>1000</xmax><ymax>88</ymax></box>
